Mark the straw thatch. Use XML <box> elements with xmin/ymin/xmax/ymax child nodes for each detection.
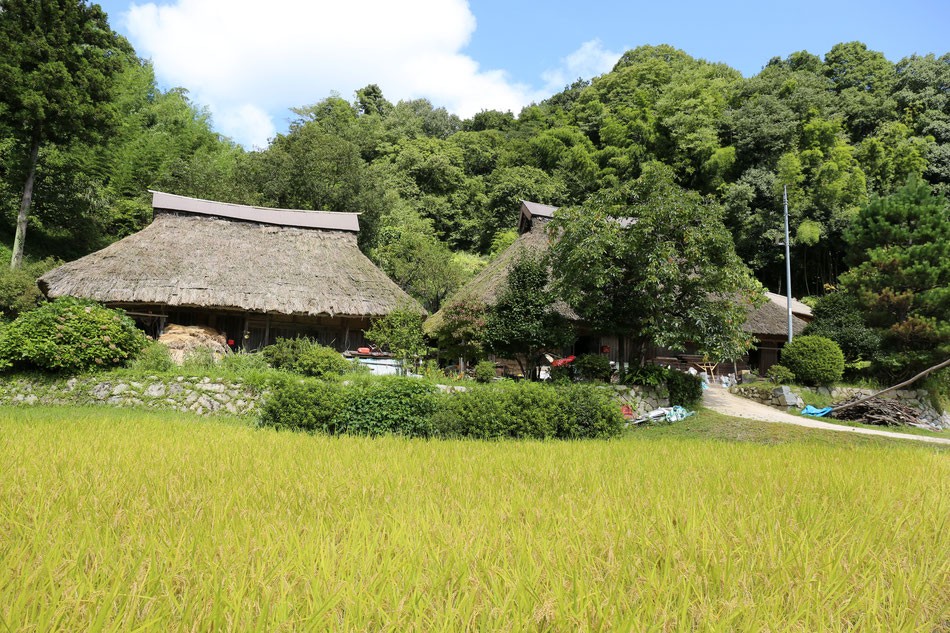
<box><xmin>39</xmin><ymin>211</ymin><xmax>421</xmax><ymax>318</ymax></box>
<box><xmin>743</xmin><ymin>295</ymin><xmax>808</xmax><ymax>338</ymax></box>
<box><xmin>425</xmin><ymin>218</ymin><xmax>578</xmax><ymax>334</ymax></box>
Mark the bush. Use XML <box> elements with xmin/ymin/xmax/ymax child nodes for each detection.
<box><xmin>780</xmin><ymin>335</ymin><xmax>845</xmax><ymax>386</ymax></box>
<box><xmin>0</xmin><ymin>298</ymin><xmax>148</xmax><ymax>373</ymax></box>
<box><xmin>804</xmin><ymin>291</ymin><xmax>881</xmax><ymax>361</ymax></box>
<box><xmin>557</xmin><ymin>384</ymin><xmax>626</xmax><ymax>439</ymax></box>
<box><xmin>432</xmin><ymin>382</ymin><xmax>623</xmax><ymax>440</ymax></box>
<box><xmin>128</xmin><ymin>341</ymin><xmax>175</xmax><ymax>373</ymax></box>
<box><xmin>473</xmin><ymin>360</ymin><xmax>497</xmax><ymax>383</ymax></box>
<box><xmin>666</xmin><ymin>370</ymin><xmax>703</xmax><ymax>407</ymax></box>
<box><xmin>335</xmin><ymin>377</ymin><xmax>438</xmax><ymax>437</ymax></box>
<box><xmin>259</xmin><ymin>378</ymin><xmax>344</xmax><ymax>432</ymax></box>
<box><xmin>293</xmin><ymin>344</ymin><xmax>351</xmax><ymax>379</ymax></box>
<box><xmin>626</xmin><ymin>364</ymin><xmax>668</xmax><ymax>387</ymax></box>
<box><xmin>181</xmin><ymin>346</ymin><xmax>217</xmax><ymax>371</ymax></box>
<box><xmin>260</xmin><ymin>337</ymin><xmax>313</xmax><ymax>371</ymax></box>
<box><xmin>219</xmin><ymin>351</ymin><xmax>271</xmax><ymax>373</ymax></box>
<box><xmin>766</xmin><ymin>364</ymin><xmax>796</xmax><ymax>385</ymax></box>
<box><xmin>0</xmin><ymin>256</ymin><xmax>59</xmax><ymax>320</ymax></box>
<box><xmin>260</xmin><ymin>337</ymin><xmax>351</xmax><ymax>378</ymax></box>
<box><xmin>575</xmin><ymin>354</ymin><xmax>612</xmax><ymax>382</ymax></box>
<box><xmin>259</xmin><ymin>377</ymin><xmax>625</xmax><ymax>441</ymax></box>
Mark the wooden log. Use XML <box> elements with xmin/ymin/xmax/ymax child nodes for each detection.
<box><xmin>831</xmin><ymin>357</ymin><xmax>950</xmax><ymax>414</ymax></box>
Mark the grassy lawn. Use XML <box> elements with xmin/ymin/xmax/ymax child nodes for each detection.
<box><xmin>1</xmin><ymin>405</ymin><xmax>947</xmax><ymax>631</ymax></box>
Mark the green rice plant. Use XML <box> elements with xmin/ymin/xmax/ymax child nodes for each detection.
<box><xmin>0</xmin><ymin>405</ymin><xmax>947</xmax><ymax>631</ymax></box>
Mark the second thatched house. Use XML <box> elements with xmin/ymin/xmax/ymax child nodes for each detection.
<box><xmin>39</xmin><ymin>191</ymin><xmax>422</xmax><ymax>351</ymax></box>
<box><xmin>428</xmin><ymin>200</ymin><xmax>807</xmax><ymax>375</ymax></box>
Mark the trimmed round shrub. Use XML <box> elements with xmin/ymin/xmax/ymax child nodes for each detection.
<box><xmin>473</xmin><ymin>360</ymin><xmax>497</xmax><ymax>383</ymax></box>
<box><xmin>766</xmin><ymin>363</ymin><xmax>795</xmax><ymax>385</ymax></box>
<box><xmin>575</xmin><ymin>354</ymin><xmax>612</xmax><ymax>383</ymax></box>
<box><xmin>259</xmin><ymin>378</ymin><xmax>343</xmax><ymax>432</ymax></box>
<box><xmin>780</xmin><ymin>335</ymin><xmax>845</xmax><ymax>385</ymax></box>
<box><xmin>0</xmin><ymin>297</ymin><xmax>148</xmax><ymax>373</ymax></box>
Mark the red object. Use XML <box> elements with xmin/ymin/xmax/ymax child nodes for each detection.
<box><xmin>227</xmin><ymin>339</ymin><xmax>235</xmax><ymax>347</ymax></box>
<box><xmin>621</xmin><ymin>405</ymin><xmax>634</xmax><ymax>419</ymax></box>
<box><xmin>357</xmin><ymin>347</ymin><xmax>371</xmax><ymax>355</ymax></box>
<box><xmin>600</xmin><ymin>345</ymin><xmax>611</xmax><ymax>354</ymax></box>
<box><xmin>551</xmin><ymin>355</ymin><xmax>576</xmax><ymax>367</ymax></box>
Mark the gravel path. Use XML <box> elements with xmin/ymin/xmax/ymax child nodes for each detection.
<box><xmin>702</xmin><ymin>384</ymin><xmax>950</xmax><ymax>446</ymax></box>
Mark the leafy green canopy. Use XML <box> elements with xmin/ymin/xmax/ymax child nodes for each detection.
<box><xmin>550</xmin><ymin>163</ymin><xmax>761</xmax><ymax>372</ymax></box>
<box><xmin>0</xmin><ymin>0</ymin><xmax>132</xmax><ymax>266</ymax></box>
<box><xmin>484</xmin><ymin>252</ymin><xmax>574</xmax><ymax>379</ymax></box>
<box><xmin>364</xmin><ymin>307</ymin><xmax>430</xmax><ymax>373</ymax></box>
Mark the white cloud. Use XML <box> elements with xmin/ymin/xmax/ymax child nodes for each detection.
<box><xmin>541</xmin><ymin>39</ymin><xmax>623</xmax><ymax>93</ymax></box>
<box><xmin>123</xmin><ymin>0</ymin><xmax>539</xmax><ymax>147</ymax></box>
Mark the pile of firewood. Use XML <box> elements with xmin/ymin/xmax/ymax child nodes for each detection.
<box><xmin>830</xmin><ymin>397</ymin><xmax>922</xmax><ymax>427</ymax></box>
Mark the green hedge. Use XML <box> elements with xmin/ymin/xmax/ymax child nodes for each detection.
<box><xmin>259</xmin><ymin>378</ymin><xmax>344</xmax><ymax>433</ymax></box>
<box><xmin>336</xmin><ymin>377</ymin><xmax>438</xmax><ymax>437</ymax></box>
<box><xmin>260</xmin><ymin>378</ymin><xmax>624</xmax><ymax>440</ymax></box>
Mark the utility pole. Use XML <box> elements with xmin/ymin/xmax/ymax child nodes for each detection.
<box><xmin>783</xmin><ymin>185</ymin><xmax>793</xmax><ymax>343</ymax></box>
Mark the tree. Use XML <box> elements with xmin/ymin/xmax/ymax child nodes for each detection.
<box><xmin>432</xmin><ymin>298</ymin><xmax>488</xmax><ymax>372</ymax></box>
<box><xmin>549</xmin><ymin>164</ymin><xmax>761</xmax><ymax>381</ymax></box>
<box><xmin>364</xmin><ymin>307</ymin><xmax>430</xmax><ymax>375</ymax></box>
<box><xmin>803</xmin><ymin>290</ymin><xmax>881</xmax><ymax>362</ymax></box>
<box><xmin>484</xmin><ymin>252</ymin><xmax>574</xmax><ymax>380</ymax></box>
<box><xmin>0</xmin><ymin>0</ymin><xmax>131</xmax><ymax>267</ymax></box>
<box><xmin>840</xmin><ymin>177</ymin><xmax>950</xmax><ymax>379</ymax></box>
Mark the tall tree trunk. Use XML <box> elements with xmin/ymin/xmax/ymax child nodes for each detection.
<box><xmin>11</xmin><ymin>130</ymin><xmax>41</xmax><ymax>269</ymax></box>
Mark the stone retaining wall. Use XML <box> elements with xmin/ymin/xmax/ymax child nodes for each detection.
<box><xmin>0</xmin><ymin>376</ymin><xmax>261</xmax><ymax>416</ymax></box>
<box><xmin>606</xmin><ymin>384</ymin><xmax>670</xmax><ymax>417</ymax></box>
<box><xmin>731</xmin><ymin>383</ymin><xmax>950</xmax><ymax>429</ymax></box>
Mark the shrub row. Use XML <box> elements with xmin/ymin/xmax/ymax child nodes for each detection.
<box><xmin>259</xmin><ymin>377</ymin><xmax>625</xmax><ymax>440</ymax></box>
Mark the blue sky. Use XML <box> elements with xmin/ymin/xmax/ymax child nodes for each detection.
<box><xmin>96</xmin><ymin>0</ymin><xmax>950</xmax><ymax>149</ymax></box>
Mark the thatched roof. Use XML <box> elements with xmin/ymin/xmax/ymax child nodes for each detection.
<box><xmin>764</xmin><ymin>291</ymin><xmax>813</xmax><ymax>321</ymax></box>
<box><xmin>743</xmin><ymin>296</ymin><xmax>808</xmax><ymax>338</ymax></box>
<box><xmin>39</xmin><ymin>197</ymin><xmax>422</xmax><ymax>318</ymax></box>
<box><xmin>425</xmin><ymin>212</ymin><xmax>576</xmax><ymax>333</ymax></box>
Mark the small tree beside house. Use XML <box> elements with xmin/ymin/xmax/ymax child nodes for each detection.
<box><xmin>484</xmin><ymin>252</ymin><xmax>574</xmax><ymax>380</ymax></box>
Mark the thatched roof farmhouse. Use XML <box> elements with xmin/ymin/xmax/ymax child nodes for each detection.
<box><xmin>428</xmin><ymin>200</ymin><xmax>807</xmax><ymax>375</ymax></box>
<box><xmin>425</xmin><ymin>201</ymin><xmax>577</xmax><ymax>335</ymax></box>
<box><xmin>39</xmin><ymin>191</ymin><xmax>422</xmax><ymax>350</ymax></box>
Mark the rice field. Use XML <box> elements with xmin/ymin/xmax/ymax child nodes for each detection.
<box><xmin>1</xmin><ymin>406</ymin><xmax>948</xmax><ymax>631</ymax></box>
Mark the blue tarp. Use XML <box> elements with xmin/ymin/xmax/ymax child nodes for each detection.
<box><xmin>801</xmin><ymin>405</ymin><xmax>833</xmax><ymax>417</ymax></box>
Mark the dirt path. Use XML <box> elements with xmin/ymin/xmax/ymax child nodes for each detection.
<box><xmin>702</xmin><ymin>384</ymin><xmax>950</xmax><ymax>446</ymax></box>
